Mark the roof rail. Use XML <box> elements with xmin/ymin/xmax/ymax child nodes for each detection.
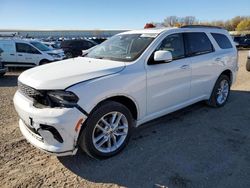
<box><xmin>180</xmin><ymin>25</ymin><xmax>224</xmax><ymax>29</ymax></box>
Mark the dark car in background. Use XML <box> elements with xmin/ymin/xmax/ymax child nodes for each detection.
<box><xmin>233</xmin><ymin>35</ymin><xmax>250</xmax><ymax>48</ymax></box>
<box><xmin>89</xmin><ymin>37</ymin><xmax>107</xmax><ymax>44</ymax></box>
<box><xmin>0</xmin><ymin>48</ymin><xmax>7</xmax><ymax>76</ymax></box>
<box><xmin>60</xmin><ymin>39</ymin><xmax>97</xmax><ymax>58</ymax></box>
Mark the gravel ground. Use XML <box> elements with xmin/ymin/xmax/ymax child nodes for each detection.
<box><xmin>0</xmin><ymin>51</ymin><xmax>250</xmax><ymax>188</ymax></box>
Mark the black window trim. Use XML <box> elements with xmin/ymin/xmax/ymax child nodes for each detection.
<box><xmin>183</xmin><ymin>32</ymin><xmax>215</xmax><ymax>58</ymax></box>
<box><xmin>16</xmin><ymin>42</ymin><xmax>41</xmax><ymax>54</ymax></box>
<box><xmin>211</xmin><ymin>32</ymin><xmax>233</xmax><ymax>49</ymax></box>
<box><xmin>147</xmin><ymin>32</ymin><xmax>215</xmax><ymax>65</ymax></box>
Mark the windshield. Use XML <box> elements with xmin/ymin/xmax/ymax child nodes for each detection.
<box><xmin>86</xmin><ymin>34</ymin><xmax>156</xmax><ymax>62</ymax></box>
<box><xmin>30</xmin><ymin>42</ymin><xmax>51</xmax><ymax>51</ymax></box>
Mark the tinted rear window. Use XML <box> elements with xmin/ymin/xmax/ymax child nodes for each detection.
<box><xmin>212</xmin><ymin>33</ymin><xmax>233</xmax><ymax>49</ymax></box>
<box><xmin>184</xmin><ymin>32</ymin><xmax>214</xmax><ymax>56</ymax></box>
<box><xmin>61</xmin><ymin>40</ymin><xmax>89</xmax><ymax>47</ymax></box>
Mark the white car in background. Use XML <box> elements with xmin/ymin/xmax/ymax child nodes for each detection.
<box><xmin>14</xmin><ymin>26</ymin><xmax>238</xmax><ymax>159</ymax></box>
<box><xmin>0</xmin><ymin>39</ymin><xmax>65</xmax><ymax>67</ymax></box>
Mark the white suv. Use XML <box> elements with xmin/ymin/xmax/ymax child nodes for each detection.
<box><xmin>14</xmin><ymin>26</ymin><xmax>238</xmax><ymax>158</ymax></box>
<box><xmin>0</xmin><ymin>39</ymin><xmax>65</xmax><ymax>67</ymax></box>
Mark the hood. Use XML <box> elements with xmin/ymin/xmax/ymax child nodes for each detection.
<box><xmin>18</xmin><ymin>57</ymin><xmax>125</xmax><ymax>90</ymax></box>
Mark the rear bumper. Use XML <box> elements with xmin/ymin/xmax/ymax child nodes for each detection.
<box><xmin>14</xmin><ymin>91</ymin><xmax>86</xmax><ymax>156</ymax></box>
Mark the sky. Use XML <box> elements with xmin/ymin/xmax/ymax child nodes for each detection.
<box><xmin>0</xmin><ymin>0</ymin><xmax>249</xmax><ymax>30</ymax></box>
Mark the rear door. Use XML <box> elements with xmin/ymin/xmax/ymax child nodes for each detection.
<box><xmin>183</xmin><ymin>32</ymin><xmax>216</xmax><ymax>99</ymax></box>
<box><xmin>0</xmin><ymin>41</ymin><xmax>17</xmax><ymax>65</ymax></box>
<box><xmin>15</xmin><ymin>43</ymin><xmax>41</xmax><ymax>66</ymax></box>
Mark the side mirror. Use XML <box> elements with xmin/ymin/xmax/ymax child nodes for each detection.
<box><xmin>154</xmin><ymin>50</ymin><xmax>173</xmax><ymax>62</ymax></box>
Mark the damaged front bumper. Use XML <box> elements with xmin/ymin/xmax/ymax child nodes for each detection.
<box><xmin>14</xmin><ymin>91</ymin><xmax>86</xmax><ymax>156</ymax></box>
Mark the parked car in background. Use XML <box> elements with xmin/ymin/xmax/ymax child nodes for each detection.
<box><xmin>89</xmin><ymin>37</ymin><xmax>107</xmax><ymax>44</ymax></box>
<box><xmin>0</xmin><ymin>48</ymin><xmax>7</xmax><ymax>76</ymax></box>
<box><xmin>14</xmin><ymin>26</ymin><xmax>238</xmax><ymax>159</ymax></box>
<box><xmin>42</xmin><ymin>41</ymin><xmax>61</xmax><ymax>50</ymax></box>
<box><xmin>246</xmin><ymin>51</ymin><xmax>250</xmax><ymax>71</ymax></box>
<box><xmin>60</xmin><ymin>39</ymin><xmax>97</xmax><ymax>58</ymax></box>
<box><xmin>239</xmin><ymin>38</ymin><xmax>250</xmax><ymax>48</ymax></box>
<box><xmin>0</xmin><ymin>39</ymin><xmax>65</xmax><ymax>67</ymax></box>
<box><xmin>233</xmin><ymin>35</ymin><xmax>250</xmax><ymax>48</ymax></box>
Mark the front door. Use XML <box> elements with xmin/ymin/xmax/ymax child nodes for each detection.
<box><xmin>146</xmin><ymin>33</ymin><xmax>191</xmax><ymax>115</ymax></box>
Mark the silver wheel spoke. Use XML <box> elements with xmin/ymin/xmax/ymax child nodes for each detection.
<box><xmin>101</xmin><ymin>118</ymin><xmax>110</xmax><ymax>127</ymax></box>
<box><xmin>96</xmin><ymin>124</ymin><xmax>107</xmax><ymax>133</ymax></box>
<box><xmin>94</xmin><ymin>133</ymin><xmax>105</xmax><ymax>143</ymax></box>
<box><xmin>97</xmin><ymin>136</ymin><xmax>108</xmax><ymax>148</ymax></box>
<box><xmin>117</xmin><ymin>125</ymin><xmax>127</xmax><ymax>130</ymax></box>
<box><xmin>111</xmin><ymin>112</ymin><xmax>117</xmax><ymax>124</ymax></box>
<box><xmin>107</xmin><ymin>136</ymin><xmax>112</xmax><ymax>150</ymax></box>
<box><xmin>111</xmin><ymin>134</ymin><xmax>117</xmax><ymax>147</ymax></box>
<box><xmin>115</xmin><ymin>113</ymin><xmax>123</xmax><ymax>125</ymax></box>
<box><xmin>113</xmin><ymin>113</ymin><xmax>123</xmax><ymax>129</ymax></box>
<box><xmin>114</xmin><ymin>131</ymin><xmax>127</xmax><ymax>136</ymax></box>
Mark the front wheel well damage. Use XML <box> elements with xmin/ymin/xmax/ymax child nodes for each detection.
<box><xmin>92</xmin><ymin>96</ymin><xmax>138</xmax><ymax>121</ymax></box>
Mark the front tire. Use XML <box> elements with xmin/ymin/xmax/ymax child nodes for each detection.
<box><xmin>39</xmin><ymin>59</ymin><xmax>50</xmax><ymax>65</ymax></box>
<box><xmin>206</xmin><ymin>75</ymin><xmax>230</xmax><ymax>107</ymax></box>
<box><xmin>78</xmin><ymin>101</ymin><xmax>134</xmax><ymax>159</ymax></box>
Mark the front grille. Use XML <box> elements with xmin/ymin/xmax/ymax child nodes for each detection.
<box><xmin>18</xmin><ymin>82</ymin><xmax>42</xmax><ymax>98</ymax></box>
<box><xmin>18</xmin><ymin>82</ymin><xmax>51</xmax><ymax>107</ymax></box>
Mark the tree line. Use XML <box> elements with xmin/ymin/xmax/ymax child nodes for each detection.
<box><xmin>148</xmin><ymin>16</ymin><xmax>250</xmax><ymax>31</ymax></box>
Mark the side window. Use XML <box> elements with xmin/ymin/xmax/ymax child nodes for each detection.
<box><xmin>158</xmin><ymin>33</ymin><xmax>185</xmax><ymax>60</ymax></box>
<box><xmin>16</xmin><ymin>43</ymin><xmax>40</xmax><ymax>54</ymax></box>
<box><xmin>29</xmin><ymin>45</ymin><xmax>40</xmax><ymax>54</ymax></box>
<box><xmin>184</xmin><ymin>32</ymin><xmax>214</xmax><ymax>56</ymax></box>
<box><xmin>16</xmin><ymin>43</ymin><xmax>28</xmax><ymax>53</ymax></box>
<box><xmin>211</xmin><ymin>33</ymin><xmax>233</xmax><ymax>49</ymax></box>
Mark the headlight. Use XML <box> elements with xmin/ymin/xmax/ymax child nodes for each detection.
<box><xmin>48</xmin><ymin>53</ymin><xmax>61</xmax><ymax>58</ymax></box>
<box><xmin>47</xmin><ymin>91</ymin><xmax>79</xmax><ymax>107</ymax></box>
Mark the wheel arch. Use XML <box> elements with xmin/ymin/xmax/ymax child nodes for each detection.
<box><xmin>39</xmin><ymin>59</ymin><xmax>50</xmax><ymax>65</ymax></box>
<box><xmin>90</xmin><ymin>95</ymin><xmax>139</xmax><ymax>121</ymax></box>
<box><xmin>220</xmin><ymin>69</ymin><xmax>233</xmax><ymax>85</ymax></box>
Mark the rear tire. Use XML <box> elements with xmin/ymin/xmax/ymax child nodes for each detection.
<box><xmin>78</xmin><ymin>101</ymin><xmax>134</xmax><ymax>159</ymax></box>
<box><xmin>206</xmin><ymin>75</ymin><xmax>230</xmax><ymax>107</ymax></box>
<box><xmin>39</xmin><ymin>60</ymin><xmax>50</xmax><ymax>65</ymax></box>
<box><xmin>65</xmin><ymin>52</ymin><xmax>73</xmax><ymax>59</ymax></box>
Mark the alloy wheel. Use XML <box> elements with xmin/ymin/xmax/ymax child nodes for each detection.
<box><xmin>92</xmin><ymin>111</ymin><xmax>128</xmax><ymax>153</ymax></box>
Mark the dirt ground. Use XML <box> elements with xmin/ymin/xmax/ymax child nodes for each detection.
<box><xmin>0</xmin><ymin>51</ymin><xmax>250</xmax><ymax>188</ymax></box>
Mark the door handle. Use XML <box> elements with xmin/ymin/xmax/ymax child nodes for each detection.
<box><xmin>10</xmin><ymin>54</ymin><xmax>15</xmax><ymax>56</ymax></box>
<box><xmin>180</xmin><ymin>65</ymin><xmax>189</xmax><ymax>69</ymax></box>
<box><xmin>18</xmin><ymin>54</ymin><xmax>23</xmax><ymax>56</ymax></box>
